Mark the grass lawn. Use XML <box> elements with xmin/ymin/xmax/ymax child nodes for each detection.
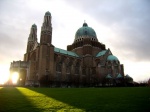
<box><xmin>0</xmin><ymin>87</ymin><xmax>150</xmax><ymax>112</ymax></box>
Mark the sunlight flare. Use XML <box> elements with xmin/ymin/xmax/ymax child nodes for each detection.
<box><xmin>11</xmin><ymin>72</ymin><xmax>19</xmax><ymax>84</ymax></box>
<box><xmin>0</xmin><ymin>76</ymin><xmax>8</xmax><ymax>84</ymax></box>
<box><xmin>0</xmin><ymin>65</ymin><xmax>10</xmax><ymax>84</ymax></box>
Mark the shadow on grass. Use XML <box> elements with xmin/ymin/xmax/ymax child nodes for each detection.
<box><xmin>27</xmin><ymin>87</ymin><xmax>150</xmax><ymax>112</ymax></box>
<box><xmin>26</xmin><ymin>87</ymin><xmax>112</xmax><ymax>111</ymax></box>
<box><xmin>24</xmin><ymin>87</ymin><xmax>87</xmax><ymax>111</ymax></box>
<box><xmin>2</xmin><ymin>87</ymin><xmax>149</xmax><ymax>112</ymax></box>
<box><xmin>0</xmin><ymin>87</ymin><xmax>42</xmax><ymax>112</ymax></box>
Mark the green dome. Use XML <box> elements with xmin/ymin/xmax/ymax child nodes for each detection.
<box><xmin>32</xmin><ymin>24</ymin><xmax>37</xmax><ymax>28</ymax></box>
<box><xmin>107</xmin><ymin>55</ymin><xmax>119</xmax><ymax>61</ymax></box>
<box><xmin>45</xmin><ymin>11</ymin><xmax>51</xmax><ymax>16</ymax></box>
<box><xmin>74</xmin><ymin>23</ymin><xmax>98</xmax><ymax>42</ymax></box>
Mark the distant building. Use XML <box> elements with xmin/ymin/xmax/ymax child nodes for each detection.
<box><xmin>10</xmin><ymin>11</ymin><xmax>126</xmax><ymax>87</ymax></box>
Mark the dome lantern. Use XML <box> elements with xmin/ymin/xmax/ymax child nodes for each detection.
<box><xmin>83</xmin><ymin>22</ymin><xmax>88</xmax><ymax>27</ymax></box>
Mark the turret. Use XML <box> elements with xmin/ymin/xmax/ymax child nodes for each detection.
<box><xmin>40</xmin><ymin>11</ymin><xmax>52</xmax><ymax>44</ymax></box>
<box><xmin>26</xmin><ymin>24</ymin><xmax>37</xmax><ymax>52</ymax></box>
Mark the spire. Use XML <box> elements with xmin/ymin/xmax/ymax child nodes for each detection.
<box><xmin>26</xmin><ymin>24</ymin><xmax>37</xmax><ymax>52</ymax></box>
<box><xmin>40</xmin><ymin>11</ymin><xmax>52</xmax><ymax>44</ymax></box>
<box><xmin>28</xmin><ymin>24</ymin><xmax>37</xmax><ymax>42</ymax></box>
<box><xmin>32</xmin><ymin>24</ymin><xmax>37</xmax><ymax>29</ymax></box>
<box><xmin>45</xmin><ymin>11</ymin><xmax>51</xmax><ymax>16</ymax></box>
<box><xmin>41</xmin><ymin>11</ymin><xmax>52</xmax><ymax>31</ymax></box>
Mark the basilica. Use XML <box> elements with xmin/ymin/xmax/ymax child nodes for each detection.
<box><xmin>10</xmin><ymin>11</ymin><xmax>129</xmax><ymax>87</ymax></box>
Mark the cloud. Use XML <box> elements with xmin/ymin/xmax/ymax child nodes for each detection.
<box><xmin>0</xmin><ymin>0</ymin><xmax>30</xmax><ymax>63</ymax></box>
<box><xmin>0</xmin><ymin>30</ymin><xmax>26</xmax><ymax>63</ymax></box>
<box><xmin>65</xmin><ymin>0</ymin><xmax>150</xmax><ymax>61</ymax></box>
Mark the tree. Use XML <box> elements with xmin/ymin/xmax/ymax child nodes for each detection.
<box><xmin>148</xmin><ymin>78</ymin><xmax>150</xmax><ymax>86</ymax></box>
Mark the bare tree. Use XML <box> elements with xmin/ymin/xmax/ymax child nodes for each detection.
<box><xmin>148</xmin><ymin>78</ymin><xmax>150</xmax><ymax>86</ymax></box>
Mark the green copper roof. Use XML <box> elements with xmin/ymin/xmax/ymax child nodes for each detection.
<box><xmin>75</xmin><ymin>23</ymin><xmax>98</xmax><ymax>41</ymax></box>
<box><xmin>125</xmin><ymin>74</ymin><xmax>131</xmax><ymax>78</ymax></box>
<box><xmin>32</xmin><ymin>24</ymin><xmax>37</xmax><ymax>28</ymax></box>
<box><xmin>54</xmin><ymin>47</ymin><xmax>79</xmax><ymax>57</ymax></box>
<box><xmin>107</xmin><ymin>55</ymin><xmax>119</xmax><ymax>61</ymax></box>
<box><xmin>45</xmin><ymin>11</ymin><xmax>51</xmax><ymax>16</ymax></box>
<box><xmin>116</xmin><ymin>74</ymin><xmax>123</xmax><ymax>78</ymax></box>
<box><xmin>96</xmin><ymin>50</ymin><xmax>107</xmax><ymax>57</ymax></box>
<box><xmin>106</xmin><ymin>74</ymin><xmax>112</xmax><ymax>79</ymax></box>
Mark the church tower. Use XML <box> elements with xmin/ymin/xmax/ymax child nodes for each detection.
<box><xmin>26</xmin><ymin>24</ymin><xmax>37</xmax><ymax>52</ymax></box>
<box><xmin>40</xmin><ymin>11</ymin><xmax>52</xmax><ymax>44</ymax></box>
<box><xmin>38</xmin><ymin>11</ymin><xmax>54</xmax><ymax>80</ymax></box>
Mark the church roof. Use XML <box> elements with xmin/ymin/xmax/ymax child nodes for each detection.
<box><xmin>107</xmin><ymin>55</ymin><xmax>119</xmax><ymax>61</ymax></box>
<box><xmin>106</xmin><ymin>74</ymin><xmax>112</xmax><ymax>79</ymax></box>
<box><xmin>96</xmin><ymin>50</ymin><xmax>107</xmax><ymax>57</ymax></box>
<box><xmin>116</xmin><ymin>73</ymin><xmax>123</xmax><ymax>78</ymax></box>
<box><xmin>74</xmin><ymin>22</ymin><xmax>98</xmax><ymax>42</ymax></box>
<box><xmin>54</xmin><ymin>47</ymin><xmax>79</xmax><ymax>57</ymax></box>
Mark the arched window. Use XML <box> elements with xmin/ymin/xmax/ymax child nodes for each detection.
<box><xmin>75</xmin><ymin>62</ymin><xmax>80</xmax><ymax>74</ymax></box>
<box><xmin>92</xmin><ymin>67</ymin><xmax>96</xmax><ymax>74</ymax></box>
<box><xmin>56</xmin><ymin>62</ymin><xmax>62</xmax><ymax>72</ymax></box>
<box><xmin>82</xmin><ymin>67</ymin><xmax>86</xmax><ymax>75</ymax></box>
<box><xmin>66</xmin><ymin>66</ymin><xmax>70</xmax><ymax>73</ymax></box>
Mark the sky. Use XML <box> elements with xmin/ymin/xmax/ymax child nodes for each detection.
<box><xmin>0</xmin><ymin>0</ymin><xmax>150</xmax><ymax>83</ymax></box>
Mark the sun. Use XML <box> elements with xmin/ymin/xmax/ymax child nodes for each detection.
<box><xmin>11</xmin><ymin>72</ymin><xmax>19</xmax><ymax>84</ymax></box>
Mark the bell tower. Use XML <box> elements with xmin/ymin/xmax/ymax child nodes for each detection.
<box><xmin>38</xmin><ymin>11</ymin><xmax>54</xmax><ymax>80</ymax></box>
<box><xmin>40</xmin><ymin>11</ymin><xmax>52</xmax><ymax>44</ymax></box>
<box><xmin>26</xmin><ymin>24</ymin><xmax>37</xmax><ymax>52</ymax></box>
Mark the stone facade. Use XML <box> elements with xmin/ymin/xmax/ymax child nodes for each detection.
<box><xmin>10</xmin><ymin>11</ymin><xmax>126</xmax><ymax>87</ymax></box>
